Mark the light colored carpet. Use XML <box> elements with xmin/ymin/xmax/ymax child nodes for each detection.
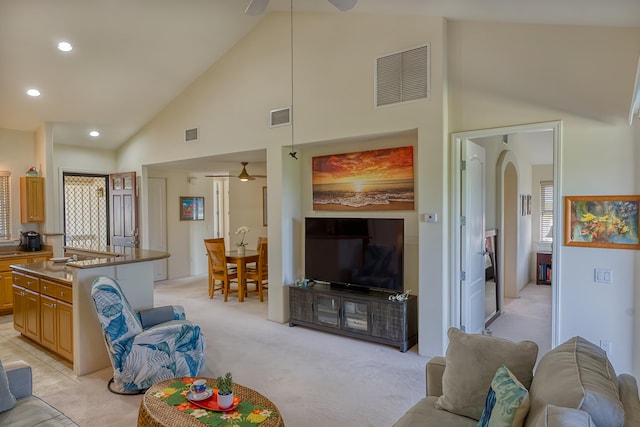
<box><xmin>1</xmin><ymin>275</ymin><xmax>429</xmax><ymax>426</ymax></box>
<box><xmin>488</xmin><ymin>282</ymin><xmax>552</xmax><ymax>361</ymax></box>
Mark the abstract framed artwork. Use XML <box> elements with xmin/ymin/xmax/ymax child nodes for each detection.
<box><xmin>180</xmin><ymin>196</ymin><xmax>204</xmax><ymax>221</ymax></box>
<box><xmin>311</xmin><ymin>146</ymin><xmax>414</xmax><ymax>211</ymax></box>
<box><xmin>564</xmin><ymin>195</ymin><xmax>640</xmax><ymax>249</ymax></box>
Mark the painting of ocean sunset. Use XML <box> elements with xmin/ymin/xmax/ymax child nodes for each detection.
<box><xmin>312</xmin><ymin>146</ymin><xmax>414</xmax><ymax>211</ymax></box>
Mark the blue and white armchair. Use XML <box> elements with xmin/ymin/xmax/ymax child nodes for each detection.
<box><xmin>90</xmin><ymin>276</ymin><xmax>206</xmax><ymax>393</ymax></box>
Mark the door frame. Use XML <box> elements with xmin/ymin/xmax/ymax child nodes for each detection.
<box><xmin>450</xmin><ymin>120</ymin><xmax>562</xmax><ymax>348</ymax></box>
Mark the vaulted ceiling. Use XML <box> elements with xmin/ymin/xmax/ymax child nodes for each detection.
<box><xmin>1</xmin><ymin>0</ymin><xmax>638</xmax><ymax>151</ymax></box>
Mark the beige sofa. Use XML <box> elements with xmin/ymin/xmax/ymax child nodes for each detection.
<box><xmin>394</xmin><ymin>329</ymin><xmax>640</xmax><ymax>427</ymax></box>
<box><xmin>0</xmin><ymin>360</ymin><xmax>78</xmax><ymax>426</ymax></box>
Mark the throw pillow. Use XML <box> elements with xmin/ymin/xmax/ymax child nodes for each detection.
<box><xmin>435</xmin><ymin>327</ymin><xmax>538</xmax><ymax>420</ymax></box>
<box><xmin>525</xmin><ymin>336</ymin><xmax>623</xmax><ymax>427</ymax></box>
<box><xmin>0</xmin><ymin>359</ymin><xmax>17</xmax><ymax>413</ymax></box>
<box><xmin>477</xmin><ymin>365</ymin><xmax>530</xmax><ymax>427</ymax></box>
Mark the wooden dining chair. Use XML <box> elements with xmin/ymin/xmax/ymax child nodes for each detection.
<box><xmin>204</xmin><ymin>238</ymin><xmax>238</xmax><ymax>300</ymax></box>
<box><xmin>246</xmin><ymin>240</ymin><xmax>268</xmax><ymax>302</ymax></box>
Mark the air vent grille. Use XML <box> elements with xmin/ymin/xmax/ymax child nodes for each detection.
<box><xmin>184</xmin><ymin>128</ymin><xmax>199</xmax><ymax>143</ymax></box>
<box><xmin>270</xmin><ymin>107</ymin><xmax>291</xmax><ymax>127</ymax></box>
<box><xmin>376</xmin><ymin>45</ymin><xmax>430</xmax><ymax>107</ymax></box>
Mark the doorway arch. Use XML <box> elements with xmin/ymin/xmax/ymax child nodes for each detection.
<box><xmin>497</xmin><ymin>151</ymin><xmax>519</xmax><ymax>301</ymax></box>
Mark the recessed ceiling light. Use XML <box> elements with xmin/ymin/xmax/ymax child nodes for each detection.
<box><xmin>57</xmin><ymin>41</ymin><xmax>73</xmax><ymax>52</ymax></box>
<box><xmin>26</xmin><ymin>89</ymin><xmax>41</xmax><ymax>97</ymax></box>
<box><xmin>89</xmin><ymin>130</ymin><xmax>100</xmax><ymax>137</ymax></box>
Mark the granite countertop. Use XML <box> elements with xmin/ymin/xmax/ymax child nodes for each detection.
<box><xmin>63</xmin><ymin>245</ymin><xmax>170</xmax><ymax>269</ymax></box>
<box><xmin>11</xmin><ymin>246</ymin><xmax>169</xmax><ymax>280</ymax></box>
<box><xmin>11</xmin><ymin>261</ymin><xmax>73</xmax><ymax>283</ymax></box>
<box><xmin>0</xmin><ymin>250</ymin><xmax>52</xmax><ymax>259</ymax></box>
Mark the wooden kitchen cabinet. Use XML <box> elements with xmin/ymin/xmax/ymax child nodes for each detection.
<box><xmin>20</xmin><ymin>176</ymin><xmax>45</xmax><ymax>223</ymax></box>
<box><xmin>40</xmin><ymin>278</ymin><xmax>73</xmax><ymax>361</ymax></box>
<box><xmin>0</xmin><ymin>254</ymin><xmax>50</xmax><ymax>314</ymax></box>
<box><xmin>12</xmin><ymin>272</ymin><xmax>73</xmax><ymax>361</ymax></box>
<box><xmin>1</xmin><ymin>258</ymin><xmax>27</xmax><ymax>312</ymax></box>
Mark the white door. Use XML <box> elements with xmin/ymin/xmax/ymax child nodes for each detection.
<box><xmin>148</xmin><ymin>177</ymin><xmax>168</xmax><ymax>281</ymax></box>
<box><xmin>461</xmin><ymin>139</ymin><xmax>486</xmax><ymax>334</ymax></box>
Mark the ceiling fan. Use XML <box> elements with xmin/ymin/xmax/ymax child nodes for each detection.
<box><xmin>206</xmin><ymin>162</ymin><xmax>266</xmax><ymax>181</ymax></box>
<box><xmin>245</xmin><ymin>0</ymin><xmax>357</xmax><ymax>16</ymax></box>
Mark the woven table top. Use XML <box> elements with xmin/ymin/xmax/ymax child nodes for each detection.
<box><xmin>138</xmin><ymin>377</ymin><xmax>285</xmax><ymax>427</ymax></box>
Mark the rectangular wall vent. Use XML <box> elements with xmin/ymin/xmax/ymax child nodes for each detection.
<box><xmin>184</xmin><ymin>128</ymin><xmax>199</xmax><ymax>143</ymax></box>
<box><xmin>376</xmin><ymin>44</ymin><xmax>430</xmax><ymax>107</ymax></box>
<box><xmin>270</xmin><ymin>107</ymin><xmax>291</xmax><ymax>127</ymax></box>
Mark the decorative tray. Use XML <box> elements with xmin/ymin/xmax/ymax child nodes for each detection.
<box><xmin>186</xmin><ymin>390</ymin><xmax>241</xmax><ymax>412</ymax></box>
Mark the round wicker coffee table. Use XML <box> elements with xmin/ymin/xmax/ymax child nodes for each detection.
<box><xmin>138</xmin><ymin>377</ymin><xmax>285</xmax><ymax>427</ymax></box>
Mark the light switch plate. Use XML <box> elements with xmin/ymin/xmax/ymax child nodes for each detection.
<box><xmin>594</xmin><ymin>268</ymin><xmax>612</xmax><ymax>284</ymax></box>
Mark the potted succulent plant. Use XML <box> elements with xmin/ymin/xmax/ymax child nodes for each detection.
<box><xmin>216</xmin><ymin>372</ymin><xmax>234</xmax><ymax>409</ymax></box>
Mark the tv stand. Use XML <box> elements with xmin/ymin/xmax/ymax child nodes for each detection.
<box><xmin>288</xmin><ymin>283</ymin><xmax>417</xmax><ymax>352</ymax></box>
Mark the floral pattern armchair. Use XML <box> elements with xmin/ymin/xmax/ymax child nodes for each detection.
<box><xmin>91</xmin><ymin>276</ymin><xmax>206</xmax><ymax>393</ymax></box>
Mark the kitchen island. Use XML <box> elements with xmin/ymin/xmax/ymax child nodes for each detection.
<box><xmin>11</xmin><ymin>246</ymin><xmax>169</xmax><ymax>376</ymax></box>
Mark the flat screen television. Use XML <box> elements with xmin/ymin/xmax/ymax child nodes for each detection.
<box><xmin>304</xmin><ymin>217</ymin><xmax>404</xmax><ymax>293</ymax></box>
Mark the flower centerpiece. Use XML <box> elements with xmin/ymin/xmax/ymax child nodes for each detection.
<box><xmin>235</xmin><ymin>226</ymin><xmax>250</xmax><ymax>255</ymax></box>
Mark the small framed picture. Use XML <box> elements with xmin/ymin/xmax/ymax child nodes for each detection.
<box><xmin>564</xmin><ymin>195</ymin><xmax>640</xmax><ymax>249</ymax></box>
<box><xmin>180</xmin><ymin>196</ymin><xmax>205</xmax><ymax>221</ymax></box>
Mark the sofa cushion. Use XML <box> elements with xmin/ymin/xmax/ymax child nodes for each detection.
<box><xmin>0</xmin><ymin>395</ymin><xmax>78</xmax><ymax>426</ymax></box>
<box><xmin>435</xmin><ymin>328</ymin><xmax>538</xmax><ymax>420</ymax></box>
<box><xmin>393</xmin><ymin>396</ymin><xmax>478</xmax><ymax>427</ymax></box>
<box><xmin>525</xmin><ymin>336</ymin><xmax>623</xmax><ymax>427</ymax></box>
<box><xmin>477</xmin><ymin>365</ymin><xmax>530</xmax><ymax>427</ymax></box>
<box><xmin>530</xmin><ymin>405</ymin><xmax>595</xmax><ymax>427</ymax></box>
<box><xmin>0</xmin><ymin>360</ymin><xmax>16</xmax><ymax>413</ymax></box>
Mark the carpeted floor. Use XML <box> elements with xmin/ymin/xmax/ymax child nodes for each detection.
<box><xmin>0</xmin><ymin>275</ymin><xmax>429</xmax><ymax>426</ymax></box>
<box><xmin>488</xmin><ymin>282</ymin><xmax>553</xmax><ymax>361</ymax></box>
<box><xmin>0</xmin><ymin>277</ymin><xmax>551</xmax><ymax>426</ymax></box>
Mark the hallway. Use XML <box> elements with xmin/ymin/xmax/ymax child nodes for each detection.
<box><xmin>488</xmin><ymin>282</ymin><xmax>552</xmax><ymax>361</ymax></box>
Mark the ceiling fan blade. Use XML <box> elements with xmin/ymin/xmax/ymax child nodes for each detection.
<box><xmin>245</xmin><ymin>0</ymin><xmax>270</xmax><ymax>16</ymax></box>
<box><xmin>205</xmin><ymin>174</ymin><xmax>232</xmax><ymax>178</ymax></box>
<box><xmin>328</xmin><ymin>0</ymin><xmax>357</xmax><ymax>12</ymax></box>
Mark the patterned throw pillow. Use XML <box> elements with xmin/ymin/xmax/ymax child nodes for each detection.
<box><xmin>477</xmin><ymin>365</ymin><xmax>530</xmax><ymax>427</ymax></box>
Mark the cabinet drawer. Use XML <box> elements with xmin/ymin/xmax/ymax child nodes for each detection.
<box><xmin>41</xmin><ymin>279</ymin><xmax>72</xmax><ymax>303</ymax></box>
<box><xmin>0</xmin><ymin>258</ymin><xmax>28</xmax><ymax>271</ymax></box>
<box><xmin>13</xmin><ymin>273</ymin><xmax>39</xmax><ymax>292</ymax></box>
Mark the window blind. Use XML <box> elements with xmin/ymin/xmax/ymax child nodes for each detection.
<box><xmin>540</xmin><ymin>180</ymin><xmax>553</xmax><ymax>242</ymax></box>
<box><xmin>0</xmin><ymin>172</ymin><xmax>10</xmax><ymax>239</ymax></box>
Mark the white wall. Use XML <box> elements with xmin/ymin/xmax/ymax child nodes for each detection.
<box><xmin>299</xmin><ymin>130</ymin><xmax>419</xmax><ymax>295</ymax></box>
<box><xmin>118</xmin><ymin>12</ymin><xmax>448</xmax><ymax>355</ymax></box>
<box><xmin>0</xmin><ymin>128</ymin><xmax>37</xmax><ymax>241</ymax></box>
<box><xmin>228</xmin><ymin>170</ymin><xmax>268</xmax><ymax>251</ymax></box>
<box><xmin>108</xmin><ymin>15</ymin><xmax>640</xmax><ymax>374</ymax></box>
<box><xmin>448</xmin><ymin>20</ymin><xmax>640</xmax><ymax>375</ymax></box>
<box><xmin>52</xmin><ymin>143</ymin><xmax>117</xmax><ymax>234</ymax></box>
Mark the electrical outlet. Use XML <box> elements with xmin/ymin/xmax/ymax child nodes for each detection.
<box><xmin>599</xmin><ymin>340</ymin><xmax>613</xmax><ymax>356</ymax></box>
<box><xmin>423</xmin><ymin>213</ymin><xmax>438</xmax><ymax>223</ymax></box>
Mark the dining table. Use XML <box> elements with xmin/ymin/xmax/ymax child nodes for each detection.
<box><xmin>226</xmin><ymin>249</ymin><xmax>259</xmax><ymax>302</ymax></box>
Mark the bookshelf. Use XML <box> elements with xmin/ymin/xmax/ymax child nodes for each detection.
<box><xmin>536</xmin><ymin>252</ymin><xmax>552</xmax><ymax>285</ymax></box>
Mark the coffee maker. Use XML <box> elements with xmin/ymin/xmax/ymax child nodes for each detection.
<box><xmin>20</xmin><ymin>231</ymin><xmax>41</xmax><ymax>251</ymax></box>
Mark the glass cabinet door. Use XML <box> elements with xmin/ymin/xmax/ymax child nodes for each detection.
<box><xmin>315</xmin><ymin>294</ymin><xmax>339</xmax><ymax>327</ymax></box>
<box><xmin>342</xmin><ymin>299</ymin><xmax>369</xmax><ymax>333</ymax></box>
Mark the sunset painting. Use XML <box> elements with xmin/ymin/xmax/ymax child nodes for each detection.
<box><xmin>312</xmin><ymin>146</ymin><xmax>414</xmax><ymax>211</ymax></box>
